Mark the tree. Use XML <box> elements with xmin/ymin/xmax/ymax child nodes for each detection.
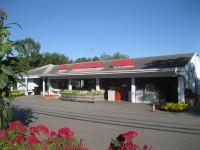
<box><xmin>92</xmin><ymin>56</ymin><xmax>100</xmax><ymax>61</ymax></box>
<box><xmin>74</xmin><ymin>57</ymin><xmax>89</xmax><ymax>63</ymax></box>
<box><xmin>0</xmin><ymin>8</ymin><xmax>28</xmax><ymax>129</ymax></box>
<box><xmin>100</xmin><ymin>52</ymin><xmax>129</xmax><ymax>61</ymax></box>
<box><xmin>40</xmin><ymin>52</ymin><xmax>72</xmax><ymax>66</ymax></box>
<box><xmin>100</xmin><ymin>52</ymin><xmax>111</xmax><ymax>61</ymax></box>
<box><xmin>110</xmin><ymin>52</ymin><xmax>129</xmax><ymax>60</ymax></box>
<box><xmin>14</xmin><ymin>38</ymin><xmax>41</xmax><ymax>69</ymax></box>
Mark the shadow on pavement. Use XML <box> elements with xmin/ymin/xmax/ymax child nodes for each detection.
<box><xmin>11</xmin><ymin>106</ymin><xmax>37</xmax><ymax>127</ymax></box>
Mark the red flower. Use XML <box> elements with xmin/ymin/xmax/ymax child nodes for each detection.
<box><xmin>0</xmin><ymin>130</ymin><xmax>8</xmax><ymax>140</ymax></box>
<box><xmin>37</xmin><ymin>124</ymin><xmax>49</xmax><ymax>137</ymax></box>
<box><xmin>11</xmin><ymin>133</ymin><xmax>24</xmax><ymax>145</ymax></box>
<box><xmin>123</xmin><ymin>131</ymin><xmax>138</xmax><ymax>143</ymax></box>
<box><xmin>58</xmin><ymin>127</ymin><xmax>74</xmax><ymax>138</ymax></box>
<box><xmin>27</xmin><ymin>135</ymin><xmax>38</xmax><ymax>144</ymax></box>
<box><xmin>6</xmin><ymin>120</ymin><xmax>26</xmax><ymax>133</ymax></box>
<box><xmin>29</xmin><ymin>126</ymin><xmax>40</xmax><ymax>137</ymax></box>
<box><xmin>48</xmin><ymin>131</ymin><xmax>57</xmax><ymax>141</ymax></box>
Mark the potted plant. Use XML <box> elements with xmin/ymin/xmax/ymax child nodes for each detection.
<box><xmin>184</xmin><ymin>88</ymin><xmax>198</xmax><ymax>106</ymax></box>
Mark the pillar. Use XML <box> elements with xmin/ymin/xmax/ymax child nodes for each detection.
<box><xmin>96</xmin><ymin>78</ymin><xmax>100</xmax><ymax>91</ymax></box>
<box><xmin>25</xmin><ymin>78</ymin><xmax>28</xmax><ymax>96</ymax></box>
<box><xmin>178</xmin><ymin>76</ymin><xmax>185</xmax><ymax>103</ymax></box>
<box><xmin>68</xmin><ymin>78</ymin><xmax>72</xmax><ymax>90</ymax></box>
<box><xmin>131</xmin><ymin>77</ymin><xmax>136</xmax><ymax>103</ymax></box>
<box><xmin>42</xmin><ymin>78</ymin><xmax>45</xmax><ymax>95</ymax></box>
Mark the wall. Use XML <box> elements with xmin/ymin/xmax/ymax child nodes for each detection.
<box><xmin>183</xmin><ymin>53</ymin><xmax>200</xmax><ymax>94</ymax></box>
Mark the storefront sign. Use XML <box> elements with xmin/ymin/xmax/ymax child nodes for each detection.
<box><xmin>72</xmin><ymin>61</ymin><xmax>104</xmax><ymax>70</ymax></box>
<box><xmin>57</xmin><ymin>64</ymin><xmax>67</xmax><ymax>70</ymax></box>
<box><xmin>112</xmin><ymin>59</ymin><xmax>134</xmax><ymax>67</ymax></box>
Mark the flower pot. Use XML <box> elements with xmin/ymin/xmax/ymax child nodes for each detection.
<box><xmin>185</xmin><ymin>98</ymin><xmax>195</xmax><ymax>106</ymax></box>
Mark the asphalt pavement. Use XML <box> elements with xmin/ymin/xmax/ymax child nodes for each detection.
<box><xmin>11</xmin><ymin>96</ymin><xmax>200</xmax><ymax>150</ymax></box>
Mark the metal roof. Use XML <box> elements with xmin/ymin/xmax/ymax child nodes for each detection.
<box><xmin>26</xmin><ymin>53</ymin><xmax>195</xmax><ymax>77</ymax></box>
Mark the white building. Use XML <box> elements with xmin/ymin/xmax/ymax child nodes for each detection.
<box><xmin>17</xmin><ymin>53</ymin><xmax>200</xmax><ymax>103</ymax></box>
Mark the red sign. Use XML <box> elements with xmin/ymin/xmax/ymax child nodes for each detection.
<box><xmin>57</xmin><ymin>64</ymin><xmax>67</xmax><ymax>70</ymax></box>
<box><xmin>112</xmin><ymin>59</ymin><xmax>134</xmax><ymax>67</ymax></box>
<box><xmin>72</xmin><ymin>61</ymin><xmax>104</xmax><ymax>70</ymax></box>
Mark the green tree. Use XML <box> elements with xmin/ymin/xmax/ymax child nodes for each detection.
<box><xmin>14</xmin><ymin>38</ymin><xmax>41</xmax><ymax>69</ymax></box>
<box><xmin>0</xmin><ymin>8</ymin><xmax>28</xmax><ymax>129</ymax></box>
<box><xmin>100</xmin><ymin>52</ymin><xmax>111</xmax><ymax>61</ymax></box>
<box><xmin>74</xmin><ymin>57</ymin><xmax>89</xmax><ymax>63</ymax></box>
<box><xmin>92</xmin><ymin>56</ymin><xmax>100</xmax><ymax>61</ymax></box>
<box><xmin>40</xmin><ymin>52</ymin><xmax>72</xmax><ymax>66</ymax></box>
<box><xmin>110</xmin><ymin>52</ymin><xmax>129</xmax><ymax>60</ymax></box>
<box><xmin>100</xmin><ymin>52</ymin><xmax>129</xmax><ymax>61</ymax></box>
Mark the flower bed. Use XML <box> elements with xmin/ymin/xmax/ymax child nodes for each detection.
<box><xmin>161</xmin><ymin>102</ymin><xmax>188</xmax><ymax>112</ymax></box>
<box><xmin>0</xmin><ymin>120</ymin><xmax>89</xmax><ymax>150</ymax></box>
<box><xmin>61</xmin><ymin>90</ymin><xmax>104</xmax><ymax>102</ymax></box>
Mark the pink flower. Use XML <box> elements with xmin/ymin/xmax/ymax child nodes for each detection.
<box><xmin>58</xmin><ymin>127</ymin><xmax>74</xmax><ymax>138</ymax></box>
<box><xmin>37</xmin><ymin>124</ymin><xmax>49</xmax><ymax>137</ymax></box>
<box><xmin>79</xmin><ymin>138</ymin><xmax>83</xmax><ymax>145</ymax></box>
<box><xmin>123</xmin><ymin>131</ymin><xmax>138</xmax><ymax>143</ymax></box>
<box><xmin>0</xmin><ymin>130</ymin><xmax>8</xmax><ymax>140</ymax></box>
<box><xmin>29</xmin><ymin>126</ymin><xmax>40</xmax><ymax>137</ymax></box>
<box><xmin>125</xmin><ymin>143</ymin><xmax>133</xmax><ymax>150</ymax></box>
<box><xmin>6</xmin><ymin>120</ymin><xmax>26</xmax><ymax>133</ymax></box>
<box><xmin>27</xmin><ymin>135</ymin><xmax>38</xmax><ymax>144</ymax></box>
<box><xmin>48</xmin><ymin>131</ymin><xmax>57</xmax><ymax>141</ymax></box>
<box><xmin>11</xmin><ymin>133</ymin><xmax>24</xmax><ymax>145</ymax></box>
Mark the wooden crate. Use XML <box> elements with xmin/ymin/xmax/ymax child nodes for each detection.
<box><xmin>61</xmin><ymin>93</ymin><xmax>104</xmax><ymax>102</ymax></box>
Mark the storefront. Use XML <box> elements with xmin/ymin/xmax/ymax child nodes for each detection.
<box><xmin>17</xmin><ymin>53</ymin><xmax>200</xmax><ymax>103</ymax></box>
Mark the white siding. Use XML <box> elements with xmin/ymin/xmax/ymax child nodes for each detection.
<box><xmin>183</xmin><ymin>53</ymin><xmax>200</xmax><ymax>94</ymax></box>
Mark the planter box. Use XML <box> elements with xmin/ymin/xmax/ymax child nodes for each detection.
<box><xmin>61</xmin><ymin>93</ymin><xmax>104</xmax><ymax>102</ymax></box>
<box><xmin>43</xmin><ymin>95</ymin><xmax>59</xmax><ymax>100</ymax></box>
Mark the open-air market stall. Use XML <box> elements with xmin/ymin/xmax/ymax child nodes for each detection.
<box><xmin>16</xmin><ymin>53</ymin><xmax>200</xmax><ymax>104</ymax></box>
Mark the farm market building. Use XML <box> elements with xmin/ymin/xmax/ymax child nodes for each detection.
<box><xmin>17</xmin><ymin>53</ymin><xmax>200</xmax><ymax>104</ymax></box>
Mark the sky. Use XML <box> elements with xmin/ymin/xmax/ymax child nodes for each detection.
<box><xmin>1</xmin><ymin>0</ymin><xmax>200</xmax><ymax>60</ymax></box>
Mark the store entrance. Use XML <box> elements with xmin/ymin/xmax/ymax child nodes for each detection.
<box><xmin>100</xmin><ymin>78</ymin><xmax>131</xmax><ymax>101</ymax></box>
<box><xmin>72</xmin><ymin>79</ymin><xmax>96</xmax><ymax>90</ymax></box>
<box><xmin>135</xmin><ymin>77</ymin><xmax>178</xmax><ymax>103</ymax></box>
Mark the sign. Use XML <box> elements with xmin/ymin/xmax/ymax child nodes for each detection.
<box><xmin>57</xmin><ymin>64</ymin><xmax>67</xmax><ymax>70</ymax></box>
<box><xmin>72</xmin><ymin>61</ymin><xmax>104</xmax><ymax>70</ymax></box>
<box><xmin>112</xmin><ymin>59</ymin><xmax>134</xmax><ymax>67</ymax></box>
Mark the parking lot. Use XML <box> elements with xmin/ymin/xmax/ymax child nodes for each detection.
<box><xmin>12</xmin><ymin>96</ymin><xmax>200</xmax><ymax>150</ymax></box>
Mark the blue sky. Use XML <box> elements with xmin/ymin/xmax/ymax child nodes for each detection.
<box><xmin>1</xmin><ymin>0</ymin><xmax>200</xmax><ymax>60</ymax></box>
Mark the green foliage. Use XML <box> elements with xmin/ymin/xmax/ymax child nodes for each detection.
<box><xmin>0</xmin><ymin>8</ymin><xmax>28</xmax><ymax>129</ymax></box>
<box><xmin>100</xmin><ymin>52</ymin><xmax>129</xmax><ymax>61</ymax></box>
<box><xmin>14</xmin><ymin>38</ymin><xmax>42</xmax><ymax>69</ymax></box>
<box><xmin>161</xmin><ymin>102</ymin><xmax>188</xmax><ymax>112</ymax></box>
<box><xmin>74</xmin><ymin>57</ymin><xmax>89</xmax><ymax>63</ymax></box>
<box><xmin>40</xmin><ymin>52</ymin><xmax>72</xmax><ymax>66</ymax></box>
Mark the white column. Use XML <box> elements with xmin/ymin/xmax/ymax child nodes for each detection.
<box><xmin>47</xmin><ymin>78</ymin><xmax>50</xmax><ymax>94</ymax></box>
<box><xmin>178</xmin><ymin>76</ymin><xmax>185</xmax><ymax>103</ymax></box>
<box><xmin>131</xmin><ymin>77</ymin><xmax>136</xmax><ymax>103</ymax></box>
<box><xmin>68</xmin><ymin>78</ymin><xmax>72</xmax><ymax>90</ymax></box>
<box><xmin>25</xmin><ymin>78</ymin><xmax>28</xmax><ymax>96</ymax></box>
<box><xmin>43</xmin><ymin>78</ymin><xmax>45</xmax><ymax>95</ymax></box>
<box><xmin>96</xmin><ymin>78</ymin><xmax>100</xmax><ymax>91</ymax></box>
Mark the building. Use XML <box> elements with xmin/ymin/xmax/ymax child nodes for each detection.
<box><xmin>17</xmin><ymin>53</ymin><xmax>200</xmax><ymax>103</ymax></box>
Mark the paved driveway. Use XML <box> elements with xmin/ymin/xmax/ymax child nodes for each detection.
<box><xmin>11</xmin><ymin>96</ymin><xmax>200</xmax><ymax>150</ymax></box>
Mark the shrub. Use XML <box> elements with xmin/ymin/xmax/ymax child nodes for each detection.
<box><xmin>0</xmin><ymin>120</ymin><xmax>89</xmax><ymax>150</ymax></box>
<box><xmin>107</xmin><ymin>130</ymin><xmax>152</xmax><ymax>150</ymax></box>
<box><xmin>161</xmin><ymin>102</ymin><xmax>188</xmax><ymax>112</ymax></box>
